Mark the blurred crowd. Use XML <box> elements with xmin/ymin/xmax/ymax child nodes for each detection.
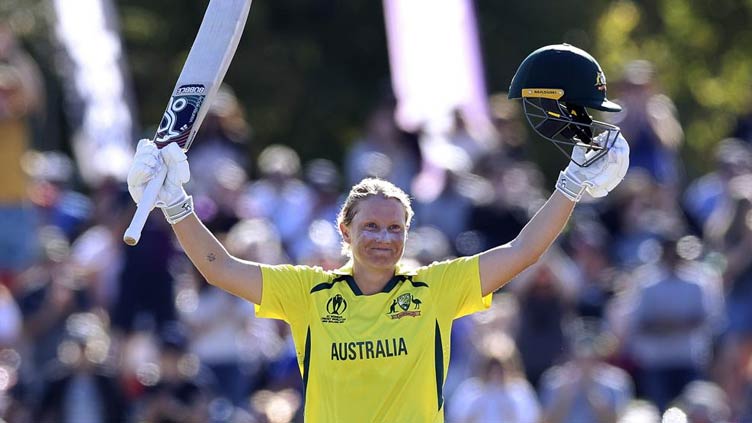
<box><xmin>5</xmin><ymin>24</ymin><xmax>752</xmax><ymax>423</ymax></box>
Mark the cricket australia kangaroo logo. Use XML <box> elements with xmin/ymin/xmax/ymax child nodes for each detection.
<box><xmin>595</xmin><ymin>71</ymin><xmax>607</xmax><ymax>91</ymax></box>
<box><xmin>322</xmin><ymin>294</ymin><xmax>347</xmax><ymax>324</ymax></box>
<box><xmin>388</xmin><ymin>293</ymin><xmax>422</xmax><ymax>320</ymax></box>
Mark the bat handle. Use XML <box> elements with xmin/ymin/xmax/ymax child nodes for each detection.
<box><xmin>123</xmin><ymin>167</ymin><xmax>168</xmax><ymax>246</ymax></box>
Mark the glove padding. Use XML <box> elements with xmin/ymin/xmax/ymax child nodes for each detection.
<box><xmin>127</xmin><ymin>139</ymin><xmax>190</xmax><ymax>209</ymax></box>
<box><xmin>563</xmin><ymin>132</ymin><xmax>630</xmax><ymax>198</ymax></box>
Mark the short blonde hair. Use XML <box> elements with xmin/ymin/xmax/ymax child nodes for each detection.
<box><xmin>336</xmin><ymin>178</ymin><xmax>414</xmax><ymax>255</ymax></box>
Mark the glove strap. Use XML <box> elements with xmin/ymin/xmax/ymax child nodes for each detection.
<box><xmin>556</xmin><ymin>171</ymin><xmax>588</xmax><ymax>202</ymax></box>
<box><xmin>162</xmin><ymin>195</ymin><xmax>194</xmax><ymax>225</ymax></box>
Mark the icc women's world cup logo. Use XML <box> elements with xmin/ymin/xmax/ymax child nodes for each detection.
<box><xmin>327</xmin><ymin>294</ymin><xmax>347</xmax><ymax>315</ymax></box>
<box><xmin>322</xmin><ymin>294</ymin><xmax>348</xmax><ymax>324</ymax></box>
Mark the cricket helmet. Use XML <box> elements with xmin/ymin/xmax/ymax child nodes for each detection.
<box><xmin>508</xmin><ymin>44</ymin><xmax>622</xmax><ymax>167</ymax></box>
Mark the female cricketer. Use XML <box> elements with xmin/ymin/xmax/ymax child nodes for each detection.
<box><xmin>127</xmin><ymin>44</ymin><xmax>630</xmax><ymax>422</ymax></box>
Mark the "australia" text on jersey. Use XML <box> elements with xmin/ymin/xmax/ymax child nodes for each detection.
<box><xmin>331</xmin><ymin>338</ymin><xmax>408</xmax><ymax>361</ymax></box>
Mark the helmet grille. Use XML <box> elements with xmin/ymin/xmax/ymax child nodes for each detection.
<box><xmin>522</xmin><ymin>97</ymin><xmax>621</xmax><ymax>167</ymax></box>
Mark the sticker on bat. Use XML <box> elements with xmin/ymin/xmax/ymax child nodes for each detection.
<box><xmin>155</xmin><ymin>84</ymin><xmax>207</xmax><ymax>150</ymax></box>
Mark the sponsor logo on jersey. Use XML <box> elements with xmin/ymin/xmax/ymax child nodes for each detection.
<box><xmin>387</xmin><ymin>293</ymin><xmax>422</xmax><ymax>320</ymax></box>
<box><xmin>331</xmin><ymin>337</ymin><xmax>408</xmax><ymax>360</ymax></box>
<box><xmin>321</xmin><ymin>294</ymin><xmax>347</xmax><ymax>323</ymax></box>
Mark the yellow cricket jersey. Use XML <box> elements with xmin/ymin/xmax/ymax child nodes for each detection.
<box><xmin>255</xmin><ymin>255</ymin><xmax>492</xmax><ymax>423</ymax></box>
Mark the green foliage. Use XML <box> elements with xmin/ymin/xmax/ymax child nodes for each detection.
<box><xmin>117</xmin><ymin>0</ymin><xmax>616</xmax><ymax>172</ymax></box>
<box><xmin>14</xmin><ymin>0</ymin><xmax>750</xmax><ymax>178</ymax></box>
<box><xmin>594</xmin><ymin>0</ymin><xmax>752</xmax><ymax>175</ymax></box>
<box><xmin>477</xmin><ymin>0</ymin><xmax>608</xmax><ymax>93</ymax></box>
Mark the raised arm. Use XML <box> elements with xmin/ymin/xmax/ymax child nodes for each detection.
<box><xmin>172</xmin><ymin>214</ymin><xmax>263</xmax><ymax>304</ymax></box>
<box><xmin>479</xmin><ymin>191</ymin><xmax>575</xmax><ymax>296</ymax></box>
<box><xmin>127</xmin><ymin>139</ymin><xmax>263</xmax><ymax>304</ymax></box>
<box><xmin>479</xmin><ymin>133</ymin><xmax>630</xmax><ymax>296</ymax></box>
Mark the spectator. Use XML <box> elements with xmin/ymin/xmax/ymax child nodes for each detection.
<box><xmin>683</xmin><ymin>138</ymin><xmax>752</xmax><ymax>237</ymax></box>
<box><xmin>110</xmin><ymin>217</ymin><xmax>178</xmax><ymax>336</ymax></box>
<box><xmin>709</xmin><ymin>185</ymin><xmax>752</xmax><ymax>412</ymax></box>
<box><xmin>539</xmin><ymin>320</ymin><xmax>634</xmax><ymax>423</ymax></box>
<box><xmin>22</xmin><ymin>151</ymin><xmax>92</xmax><ymax>241</ymax></box>
<box><xmin>135</xmin><ymin>325</ymin><xmax>215</xmax><ymax>423</ymax></box>
<box><xmin>566</xmin><ymin>217</ymin><xmax>616</xmax><ymax>320</ymax></box>
<box><xmin>448</xmin><ymin>332</ymin><xmax>540</xmax><ymax>423</ymax></box>
<box><xmin>224</xmin><ymin>218</ymin><xmax>290</xmax><ymax>266</ymax></box>
<box><xmin>180</xmin><ymin>268</ymin><xmax>255</xmax><ymax>408</ymax></box>
<box><xmin>238</xmin><ymin>144</ymin><xmax>316</xmax><ymax>261</ymax></box>
<box><xmin>188</xmin><ymin>84</ymin><xmax>251</xmax><ymax>233</ymax></box>
<box><xmin>189</xmin><ymin>84</ymin><xmax>251</xmax><ymax>200</ymax></box>
<box><xmin>344</xmin><ymin>100</ymin><xmax>421</xmax><ymax>192</ymax></box>
<box><xmin>33</xmin><ymin>313</ymin><xmax>127</xmax><ymax>423</ymax></box>
<box><xmin>469</xmin><ymin>159</ymin><xmax>545</xmax><ymax>252</ymax></box>
<box><xmin>67</xmin><ymin>184</ymin><xmax>130</xmax><ymax>311</ymax></box>
<box><xmin>445</xmin><ymin>109</ymin><xmax>494</xmax><ymax>166</ymax></box>
<box><xmin>223</xmin><ymin>217</ymin><xmax>307</xmax><ymax>394</ymax></box>
<box><xmin>443</xmin><ymin>293</ymin><xmax>522</xmax><ymax>402</ymax></box>
<box><xmin>0</xmin><ymin>23</ymin><xmax>44</xmax><ymax>287</ymax></box>
<box><xmin>290</xmin><ymin>159</ymin><xmax>344</xmax><ymax>264</ymax></box>
<box><xmin>622</xmin><ymin>234</ymin><xmax>723</xmax><ymax>410</ymax></box>
<box><xmin>513</xmin><ymin>256</ymin><xmax>576</xmax><ymax>388</ymax></box>
<box><xmin>302</xmin><ymin>158</ymin><xmax>343</xmax><ymax>226</ymax></box>
<box><xmin>16</xmin><ymin>227</ymin><xmax>88</xmax><ymax>387</ymax></box>
<box><xmin>412</xmin><ymin>168</ymin><xmax>474</xmax><ymax>251</ymax></box>
<box><xmin>487</xmin><ymin>92</ymin><xmax>528</xmax><ymax>160</ymax></box>
<box><xmin>611</xmin><ymin>60</ymin><xmax>683</xmax><ymax>188</ymax></box>
<box><xmin>603</xmin><ymin>170</ymin><xmax>683</xmax><ymax>269</ymax></box>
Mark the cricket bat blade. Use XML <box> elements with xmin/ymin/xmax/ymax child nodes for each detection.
<box><xmin>123</xmin><ymin>0</ymin><xmax>252</xmax><ymax>245</ymax></box>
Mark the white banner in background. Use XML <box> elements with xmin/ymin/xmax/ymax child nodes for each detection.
<box><xmin>383</xmin><ymin>0</ymin><xmax>489</xmax><ymax>134</ymax></box>
<box><xmin>53</xmin><ymin>0</ymin><xmax>134</xmax><ymax>186</ymax></box>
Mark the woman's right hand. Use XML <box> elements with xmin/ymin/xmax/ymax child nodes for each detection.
<box><xmin>127</xmin><ymin>139</ymin><xmax>190</xmax><ymax>209</ymax></box>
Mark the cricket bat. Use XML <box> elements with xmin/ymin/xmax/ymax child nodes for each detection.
<box><xmin>123</xmin><ymin>0</ymin><xmax>253</xmax><ymax>246</ymax></box>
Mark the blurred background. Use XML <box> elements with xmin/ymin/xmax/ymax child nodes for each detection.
<box><xmin>1</xmin><ymin>0</ymin><xmax>752</xmax><ymax>422</ymax></box>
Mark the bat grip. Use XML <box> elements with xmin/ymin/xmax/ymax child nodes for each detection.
<box><xmin>123</xmin><ymin>166</ymin><xmax>168</xmax><ymax>246</ymax></box>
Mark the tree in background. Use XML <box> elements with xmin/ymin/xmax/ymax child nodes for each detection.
<box><xmin>7</xmin><ymin>0</ymin><xmax>752</xmax><ymax>179</ymax></box>
<box><xmin>594</xmin><ymin>0</ymin><xmax>752</xmax><ymax>177</ymax></box>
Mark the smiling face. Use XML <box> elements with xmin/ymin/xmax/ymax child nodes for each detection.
<box><xmin>339</xmin><ymin>196</ymin><xmax>407</xmax><ymax>273</ymax></box>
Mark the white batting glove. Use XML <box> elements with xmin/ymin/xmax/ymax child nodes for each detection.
<box><xmin>556</xmin><ymin>132</ymin><xmax>630</xmax><ymax>202</ymax></box>
<box><xmin>127</xmin><ymin>139</ymin><xmax>190</xmax><ymax>209</ymax></box>
<box><xmin>159</xmin><ymin>142</ymin><xmax>190</xmax><ymax>207</ymax></box>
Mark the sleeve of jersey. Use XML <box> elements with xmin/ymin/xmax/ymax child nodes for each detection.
<box><xmin>255</xmin><ymin>264</ymin><xmax>317</xmax><ymax>324</ymax></box>
<box><xmin>422</xmin><ymin>255</ymin><xmax>492</xmax><ymax>319</ymax></box>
